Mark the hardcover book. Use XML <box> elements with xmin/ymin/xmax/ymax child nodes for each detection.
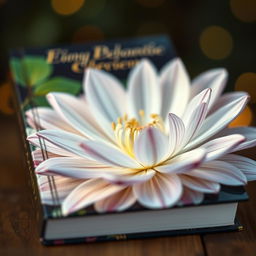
<box><xmin>10</xmin><ymin>35</ymin><xmax>256</xmax><ymax>245</ymax></box>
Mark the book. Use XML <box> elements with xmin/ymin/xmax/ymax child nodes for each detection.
<box><xmin>42</xmin><ymin>186</ymin><xmax>247</xmax><ymax>245</ymax></box>
<box><xmin>10</xmin><ymin>35</ymin><xmax>249</xmax><ymax>245</ymax></box>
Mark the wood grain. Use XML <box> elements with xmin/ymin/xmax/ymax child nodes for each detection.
<box><xmin>203</xmin><ymin>181</ymin><xmax>256</xmax><ymax>256</ymax></box>
<box><xmin>0</xmin><ymin>115</ymin><xmax>205</xmax><ymax>256</ymax></box>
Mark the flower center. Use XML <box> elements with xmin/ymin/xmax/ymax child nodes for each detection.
<box><xmin>111</xmin><ymin>110</ymin><xmax>165</xmax><ymax>157</ymax></box>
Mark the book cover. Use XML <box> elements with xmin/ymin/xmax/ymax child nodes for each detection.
<box><xmin>10</xmin><ymin>35</ymin><xmax>256</xmax><ymax>245</ymax></box>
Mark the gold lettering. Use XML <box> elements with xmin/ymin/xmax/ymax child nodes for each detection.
<box><xmin>71</xmin><ymin>62</ymin><xmax>83</xmax><ymax>73</ymax></box>
<box><xmin>92</xmin><ymin>43</ymin><xmax>165</xmax><ymax>62</ymax></box>
<box><xmin>93</xmin><ymin>45</ymin><xmax>112</xmax><ymax>60</ymax></box>
<box><xmin>46</xmin><ymin>49</ymin><xmax>64</xmax><ymax>64</ymax></box>
<box><xmin>46</xmin><ymin>43</ymin><xmax>166</xmax><ymax>73</ymax></box>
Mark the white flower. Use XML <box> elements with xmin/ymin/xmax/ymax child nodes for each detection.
<box><xmin>27</xmin><ymin>58</ymin><xmax>256</xmax><ymax>215</ymax></box>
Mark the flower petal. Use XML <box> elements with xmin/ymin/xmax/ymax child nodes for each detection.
<box><xmin>94</xmin><ymin>187</ymin><xmax>136</xmax><ymax>212</ymax></box>
<box><xmin>27</xmin><ymin>133</ymin><xmax>77</xmax><ymax>157</ymax></box>
<box><xmin>35</xmin><ymin>129</ymin><xmax>89</xmax><ymax>158</ymax></box>
<box><xmin>84</xmin><ymin>68</ymin><xmax>126</xmax><ymax>135</ymax></box>
<box><xmin>80</xmin><ymin>140</ymin><xmax>140</xmax><ymax>168</ymax></box>
<box><xmin>160</xmin><ymin>58</ymin><xmax>190</xmax><ymax>119</ymax></box>
<box><xmin>177</xmin><ymin>187</ymin><xmax>204</xmax><ymax>206</ymax></box>
<box><xmin>156</xmin><ymin>148</ymin><xmax>206</xmax><ymax>174</ymax></box>
<box><xmin>200</xmin><ymin>134</ymin><xmax>245</xmax><ymax>161</ymax></box>
<box><xmin>32</xmin><ymin>149</ymin><xmax>60</xmax><ymax>167</ymax></box>
<box><xmin>62</xmin><ymin>178</ymin><xmax>126</xmax><ymax>215</ymax></box>
<box><xmin>47</xmin><ymin>93</ymin><xmax>110</xmax><ymax>142</ymax></box>
<box><xmin>219</xmin><ymin>154</ymin><xmax>256</xmax><ymax>181</ymax></box>
<box><xmin>36</xmin><ymin>157</ymin><xmax>110</xmax><ymax>179</ymax></box>
<box><xmin>26</xmin><ymin>107</ymin><xmax>78</xmax><ymax>133</ymax></box>
<box><xmin>185</xmin><ymin>94</ymin><xmax>249</xmax><ymax>150</ymax></box>
<box><xmin>168</xmin><ymin>113</ymin><xmax>185</xmax><ymax>155</ymax></box>
<box><xmin>180</xmin><ymin>175</ymin><xmax>220</xmax><ymax>193</ymax></box>
<box><xmin>37</xmin><ymin>175</ymin><xmax>83</xmax><ymax>205</ymax></box>
<box><xmin>104</xmin><ymin>169</ymin><xmax>156</xmax><ymax>185</ymax></box>
<box><xmin>134</xmin><ymin>127</ymin><xmax>169</xmax><ymax>166</ymax></box>
<box><xmin>191</xmin><ymin>68</ymin><xmax>227</xmax><ymax>110</ymax></box>
<box><xmin>182</xmin><ymin>89</ymin><xmax>211</xmax><ymax>145</ymax></box>
<box><xmin>215</xmin><ymin>127</ymin><xmax>256</xmax><ymax>152</ymax></box>
<box><xmin>183</xmin><ymin>88</ymin><xmax>212</xmax><ymax>122</ymax></box>
<box><xmin>188</xmin><ymin>161</ymin><xmax>247</xmax><ymax>186</ymax></box>
<box><xmin>184</xmin><ymin>103</ymin><xmax>209</xmax><ymax>145</ymax></box>
<box><xmin>127</xmin><ymin>59</ymin><xmax>161</xmax><ymax>122</ymax></box>
<box><xmin>208</xmin><ymin>92</ymin><xmax>248</xmax><ymax>116</ymax></box>
<box><xmin>133</xmin><ymin>173</ymin><xmax>182</xmax><ymax>208</ymax></box>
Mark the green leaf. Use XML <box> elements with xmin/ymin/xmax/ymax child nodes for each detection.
<box><xmin>33</xmin><ymin>96</ymin><xmax>50</xmax><ymax>107</ymax></box>
<box><xmin>34</xmin><ymin>77</ymin><xmax>81</xmax><ymax>96</ymax></box>
<box><xmin>10</xmin><ymin>58</ymin><xmax>26</xmax><ymax>86</ymax></box>
<box><xmin>10</xmin><ymin>56</ymin><xmax>53</xmax><ymax>87</ymax></box>
<box><xmin>23</xmin><ymin>57</ymin><xmax>53</xmax><ymax>86</ymax></box>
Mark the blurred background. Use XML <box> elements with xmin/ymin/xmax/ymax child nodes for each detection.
<box><xmin>0</xmin><ymin>0</ymin><xmax>256</xmax><ymax>122</ymax></box>
<box><xmin>0</xmin><ymin>0</ymin><xmax>255</xmax><ymax>188</ymax></box>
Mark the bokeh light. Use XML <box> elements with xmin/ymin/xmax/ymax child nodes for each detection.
<box><xmin>199</xmin><ymin>26</ymin><xmax>233</xmax><ymax>60</ymax></box>
<box><xmin>229</xmin><ymin>106</ymin><xmax>253</xmax><ymax>127</ymax></box>
<box><xmin>136</xmin><ymin>0</ymin><xmax>165</xmax><ymax>8</ymax></box>
<box><xmin>235</xmin><ymin>72</ymin><xmax>256</xmax><ymax>103</ymax></box>
<box><xmin>0</xmin><ymin>82</ymin><xmax>14</xmax><ymax>115</ymax></box>
<box><xmin>51</xmin><ymin>0</ymin><xmax>85</xmax><ymax>16</ymax></box>
<box><xmin>230</xmin><ymin>0</ymin><xmax>256</xmax><ymax>23</ymax></box>
<box><xmin>72</xmin><ymin>25</ymin><xmax>104</xmax><ymax>43</ymax></box>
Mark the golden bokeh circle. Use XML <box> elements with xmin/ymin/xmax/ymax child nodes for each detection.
<box><xmin>235</xmin><ymin>73</ymin><xmax>256</xmax><ymax>103</ymax></box>
<box><xmin>199</xmin><ymin>26</ymin><xmax>233</xmax><ymax>60</ymax></box>
<box><xmin>229</xmin><ymin>106</ymin><xmax>253</xmax><ymax>127</ymax></box>
<box><xmin>0</xmin><ymin>82</ymin><xmax>14</xmax><ymax>115</ymax></box>
<box><xmin>230</xmin><ymin>0</ymin><xmax>256</xmax><ymax>23</ymax></box>
<box><xmin>51</xmin><ymin>0</ymin><xmax>85</xmax><ymax>16</ymax></box>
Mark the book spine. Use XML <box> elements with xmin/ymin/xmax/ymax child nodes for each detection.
<box><xmin>10</xmin><ymin>51</ymin><xmax>44</xmax><ymax>237</ymax></box>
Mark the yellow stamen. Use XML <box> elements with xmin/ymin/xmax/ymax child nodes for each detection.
<box><xmin>150</xmin><ymin>113</ymin><xmax>158</xmax><ymax>119</ymax></box>
<box><xmin>111</xmin><ymin>122</ymin><xmax>116</xmax><ymax>130</ymax></box>
<box><xmin>149</xmin><ymin>113</ymin><xmax>165</xmax><ymax>132</ymax></box>
<box><xmin>117</xmin><ymin>117</ymin><xmax>122</xmax><ymax>124</ymax></box>
<box><xmin>111</xmin><ymin>111</ymin><xmax>166</xmax><ymax>157</ymax></box>
<box><xmin>139</xmin><ymin>109</ymin><xmax>145</xmax><ymax>117</ymax></box>
<box><xmin>139</xmin><ymin>110</ymin><xmax>145</xmax><ymax>125</ymax></box>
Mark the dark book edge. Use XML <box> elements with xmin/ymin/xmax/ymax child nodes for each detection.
<box><xmin>10</xmin><ymin>49</ymin><xmax>45</xmax><ymax>238</ymax></box>
<box><xmin>41</xmin><ymin>219</ymin><xmax>242</xmax><ymax>246</ymax></box>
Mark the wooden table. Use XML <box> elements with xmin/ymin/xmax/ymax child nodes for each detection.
<box><xmin>1</xmin><ymin>114</ymin><xmax>256</xmax><ymax>256</ymax></box>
